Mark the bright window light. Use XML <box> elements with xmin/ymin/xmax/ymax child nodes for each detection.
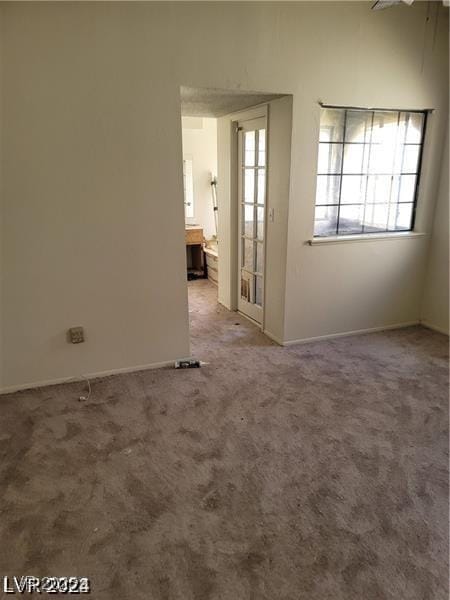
<box><xmin>314</xmin><ymin>107</ymin><xmax>427</xmax><ymax>237</ymax></box>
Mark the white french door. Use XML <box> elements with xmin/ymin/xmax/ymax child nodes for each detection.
<box><xmin>237</xmin><ymin>116</ymin><xmax>267</xmax><ymax>324</ymax></box>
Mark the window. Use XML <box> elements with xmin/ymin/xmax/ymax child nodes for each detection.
<box><xmin>183</xmin><ymin>158</ymin><xmax>194</xmax><ymax>219</ymax></box>
<box><xmin>314</xmin><ymin>107</ymin><xmax>426</xmax><ymax>237</ymax></box>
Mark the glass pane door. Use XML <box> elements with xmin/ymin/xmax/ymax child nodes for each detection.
<box><xmin>237</xmin><ymin>117</ymin><xmax>267</xmax><ymax>324</ymax></box>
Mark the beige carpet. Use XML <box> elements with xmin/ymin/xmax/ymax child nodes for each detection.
<box><xmin>0</xmin><ymin>279</ymin><xmax>448</xmax><ymax>599</ymax></box>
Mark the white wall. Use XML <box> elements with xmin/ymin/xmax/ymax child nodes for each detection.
<box><xmin>282</xmin><ymin>2</ymin><xmax>448</xmax><ymax>342</ymax></box>
<box><xmin>1</xmin><ymin>3</ymin><xmax>192</xmax><ymax>390</ymax></box>
<box><xmin>217</xmin><ymin>114</ymin><xmax>235</xmax><ymax>311</ymax></box>
<box><xmin>0</xmin><ymin>7</ymin><xmax>3</xmax><ymax>388</ymax></box>
<box><xmin>181</xmin><ymin>116</ymin><xmax>217</xmax><ymax>240</ymax></box>
<box><xmin>421</xmin><ymin>125</ymin><xmax>449</xmax><ymax>334</ymax></box>
<box><xmin>264</xmin><ymin>97</ymin><xmax>292</xmax><ymax>343</ymax></box>
<box><xmin>0</xmin><ymin>2</ymin><xmax>448</xmax><ymax>390</ymax></box>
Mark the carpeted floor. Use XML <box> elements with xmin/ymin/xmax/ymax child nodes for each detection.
<box><xmin>0</xmin><ymin>279</ymin><xmax>448</xmax><ymax>599</ymax></box>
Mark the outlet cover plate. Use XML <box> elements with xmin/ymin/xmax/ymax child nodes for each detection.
<box><xmin>68</xmin><ymin>326</ymin><xmax>84</xmax><ymax>344</ymax></box>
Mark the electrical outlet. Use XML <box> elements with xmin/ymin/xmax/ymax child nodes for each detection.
<box><xmin>68</xmin><ymin>326</ymin><xmax>84</xmax><ymax>344</ymax></box>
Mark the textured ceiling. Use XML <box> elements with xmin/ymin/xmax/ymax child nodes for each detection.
<box><xmin>180</xmin><ymin>86</ymin><xmax>285</xmax><ymax>117</ymax></box>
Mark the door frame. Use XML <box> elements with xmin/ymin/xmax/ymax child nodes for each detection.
<box><xmin>229</xmin><ymin>104</ymin><xmax>269</xmax><ymax>330</ymax></box>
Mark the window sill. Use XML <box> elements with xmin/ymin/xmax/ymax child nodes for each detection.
<box><xmin>308</xmin><ymin>232</ymin><xmax>427</xmax><ymax>246</ymax></box>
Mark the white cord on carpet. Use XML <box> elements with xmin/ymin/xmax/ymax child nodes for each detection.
<box><xmin>78</xmin><ymin>375</ymin><xmax>92</xmax><ymax>402</ymax></box>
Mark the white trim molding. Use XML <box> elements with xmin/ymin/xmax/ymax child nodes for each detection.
<box><xmin>420</xmin><ymin>320</ymin><xmax>450</xmax><ymax>336</ymax></box>
<box><xmin>308</xmin><ymin>232</ymin><xmax>427</xmax><ymax>246</ymax></box>
<box><xmin>283</xmin><ymin>321</ymin><xmax>420</xmax><ymax>346</ymax></box>
<box><xmin>263</xmin><ymin>329</ymin><xmax>284</xmax><ymax>345</ymax></box>
<box><xmin>0</xmin><ymin>359</ymin><xmax>176</xmax><ymax>396</ymax></box>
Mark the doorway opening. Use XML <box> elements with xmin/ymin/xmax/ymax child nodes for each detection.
<box><xmin>182</xmin><ymin>115</ymin><xmax>219</xmax><ymax>284</ymax></box>
<box><xmin>179</xmin><ymin>86</ymin><xmax>287</xmax><ymax>354</ymax></box>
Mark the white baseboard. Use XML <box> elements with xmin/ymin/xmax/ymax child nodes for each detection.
<box><xmin>237</xmin><ymin>310</ymin><xmax>261</xmax><ymax>328</ymax></box>
<box><xmin>0</xmin><ymin>359</ymin><xmax>175</xmax><ymax>396</ymax></box>
<box><xmin>263</xmin><ymin>329</ymin><xmax>283</xmax><ymax>345</ymax></box>
<box><xmin>2</xmin><ymin>319</ymin><xmax>444</xmax><ymax>395</ymax></box>
<box><xmin>217</xmin><ymin>299</ymin><xmax>232</xmax><ymax>311</ymax></box>
<box><xmin>420</xmin><ymin>320</ymin><xmax>450</xmax><ymax>336</ymax></box>
<box><xmin>282</xmin><ymin>321</ymin><xmax>421</xmax><ymax>347</ymax></box>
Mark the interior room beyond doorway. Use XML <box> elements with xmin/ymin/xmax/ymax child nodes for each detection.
<box><xmin>179</xmin><ymin>85</ymin><xmax>288</xmax><ymax>348</ymax></box>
